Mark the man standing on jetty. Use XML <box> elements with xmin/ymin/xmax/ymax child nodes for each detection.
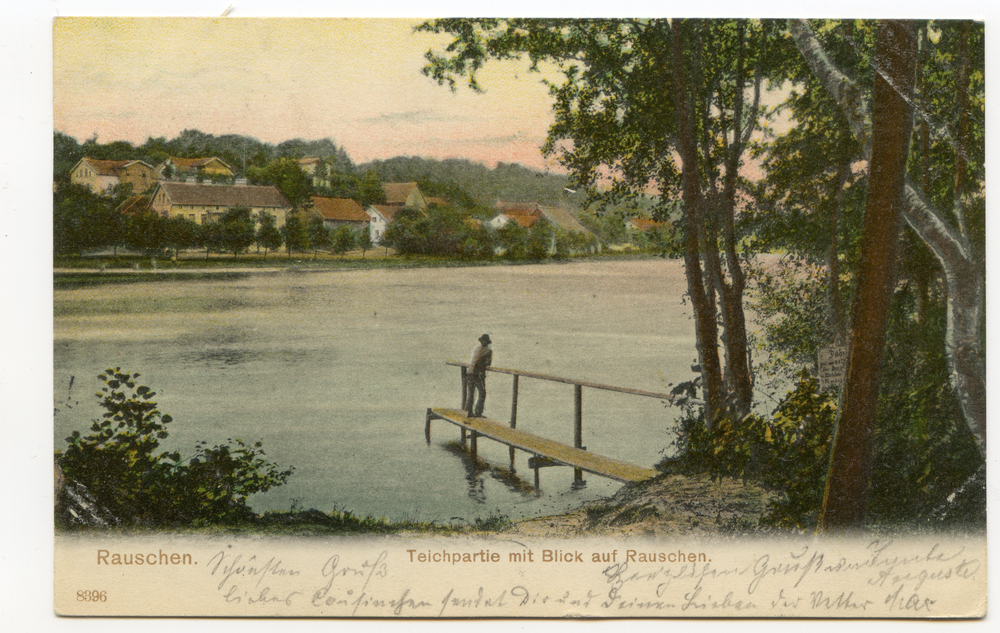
<box><xmin>466</xmin><ymin>334</ymin><xmax>493</xmax><ymax>418</ymax></box>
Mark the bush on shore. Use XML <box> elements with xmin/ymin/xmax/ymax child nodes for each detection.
<box><xmin>55</xmin><ymin>368</ymin><xmax>294</xmax><ymax>528</ymax></box>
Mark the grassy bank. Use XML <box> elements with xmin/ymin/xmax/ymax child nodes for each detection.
<box><xmin>56</xmin><ymin>506</ymin><xmax>516</xmax><ymax>537</ymax></box>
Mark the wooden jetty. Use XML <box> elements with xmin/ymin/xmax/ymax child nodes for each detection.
<box><xmin>425</xmin><ymin>361</ymin><xmax>669</xmax><ymax>490</ymax></box>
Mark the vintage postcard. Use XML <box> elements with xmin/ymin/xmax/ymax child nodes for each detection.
<box><xmin>50</xmin><ymin>13</ymin><xmax>986</xmax><ymax>620</ymax></box>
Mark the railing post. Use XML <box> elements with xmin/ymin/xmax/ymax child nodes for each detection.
<box><xmin>574</xmin><ymin>384</ymin><xmax>584</xmax><ymax>484</ymax></box>
<box><xmin>460</xmin><ymin>365</ymin><xmax>468</xmax><ymax>411</ymax></box>
<box><xmin>509</xmin><ymin>374</ymin><xmax>519</xmax><ymax>472</ymax></box>
<box><xmin>425</xmin><ymin>408</ymin><xmax>433</xmax><ymax>444</ymax></box>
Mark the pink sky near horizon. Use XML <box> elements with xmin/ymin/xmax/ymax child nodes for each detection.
<box><xmin>53</xmin><ymin>18</ymin><xmax>566</xmax><ymax>171</ymax></box>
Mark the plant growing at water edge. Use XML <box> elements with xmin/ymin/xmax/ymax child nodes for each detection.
<box><xmin>55</xmin><ymin>368</ymin><xmax>294</xmax><ymax>527</ymax></box>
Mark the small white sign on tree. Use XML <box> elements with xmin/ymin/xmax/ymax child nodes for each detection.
<box><xmin>818</xmin><ymin>344</ymin><xmax>848</xmax><ymax>392</ymax></box>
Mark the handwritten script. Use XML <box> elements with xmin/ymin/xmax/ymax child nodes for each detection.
<box><xmin>201</xmin><ymin>538</ymin><xmax>983</xmax><ymax>617</ymax></box>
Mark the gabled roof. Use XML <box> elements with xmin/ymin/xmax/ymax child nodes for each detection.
<box><xmin>503</xmin><ymin>213</ymin><xmax>541</xmax><ymax>228</ymax></box>
<box><xmin>369</xmin><ymin>204</ymin><xmax>406</xmax><ymax>223</ymax></box>
<box><xmin>116</xmin><ymin>195</ymin><xmax>152</xmax><ymax>216</ymax></box>
<box><xmin>154</xmin><ymin>181</ymin><xmax>290</xmax><ymax>209</ymax></box>
<box><xmin>311</xmin><ymin>196</ymin><xmax>368</xmax><ymax>222</ymax></box>
<box><xmin>382</xmin><ymin>182</ymin><xmax>421</xmax><ymax>205</ymax></box>
<box><xmin>77</xmin><ymin>157</ymin><xmax>153</xmax><ymax>177</ymax></box>
<box><xmin>539</xmin><ymin>205</ymin><xmax>593</xmax><ymax>235</ymax></box>
<box><xmin>167</xmin><ymin>156</ymin><xmax>233</xmax><ymax>171</ymax></box>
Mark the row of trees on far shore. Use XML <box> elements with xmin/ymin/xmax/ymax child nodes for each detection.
<box><xmin>54</xmin><ymin>180</ymin><xmax>680</xmax><ymax>261</ymax></box>
<box><xmin>53</xmin><ymin>183</ymin><xmax>374</xmax><ymax>260</ymax></box>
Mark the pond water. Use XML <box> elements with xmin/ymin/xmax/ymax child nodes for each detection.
<box><xmin>54</xmin><ymin>259</ymin><xmax>701</xmax><ymax>524</ymax></box>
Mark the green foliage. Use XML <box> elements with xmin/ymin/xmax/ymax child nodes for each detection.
<box><xmin>216</xmin><ymin>206</ymin><xmax>257</xmax><ymax>256</ymax></box>
<box><xmin>163</xmin><ymin>216</ymin><xmax>202</xmax><ymax>255</ymax></box>
<box><xmin>746</xmin><ymin>256</ymin><xmax>845</xmax><ymax>389</ymax></box>
<box><xmin>354</xmin><ymin>226</ymin><xmax>374</xmax><ymax>257</ymax></box>
<box><xmin>281</xmin><ymin>213</ymin><xmax>311</xmax><ymax>256</ymax></box>
<box><xmin>56</xmin><ymin>369</ymin><xmax>293</xmax><ymax>527</ymax></box>
<box><xmin>525</xmin><ymin>217</ymin><xmax>553</xmax><ymax>259</ymax></box>
<box><xmin>306</xmin><ymin>217</ymin><xmax>332</xmax><ymax>258</ymax></box>
<box><xmin>866</xmin><ymin>289</ymin><xmax>986</xmax><ymax>526</ymax></box>
<box><xmin>255</xmin><ymin>211</ymin><xmax>283</xmax><ymax>257</ymax></box>
<box><xmin>382</xmin><ymin>206</ymin><xmax>490</xmax><ymax>259</ymax></box>
<box><xmin>247</xmin><ymin>157</ymin><xmax>313</xmax><ymax>207</ymax></box>
<box><xmin>331</xmin><ymin>225</ymin><xmax>355</xmax><ymax>259</ymax></box>
<box><xmin>669</xmin><ymin>288</ymin><xmax>987</xmax><ymax>531</ymax></box>
<box><xmin>663</xmin><ymin>372</ymin><xmax>837</xmax><ymax>530</ymax></box>
<box><xmin>355</xmin><ymin>170</ymin><xmax>386</xmax><ymax>207</ymax></box>
<box><xmin>124</xmin><ymin>211</ymin><xmax>167</xmax><ymax>254</ymax></box>
<box><xmin>53</xmin><ymin>183</ymin><xmax>126</xmax><ymax>256</ymax></box>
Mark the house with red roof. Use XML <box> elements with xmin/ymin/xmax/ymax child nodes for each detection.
<box><xmin>70</xmin><ymin>157</ymin><xmax>157</xmax><ymax>196</ymax></box>
<box><xmin>487</xmin><ymin>201</ymin><xmax>594</xmax><ymax>238</ymax></box>
<box><xmin>626</xmin><ymin>217</ymin><xmax>667</xmax><ymax>233</ymax></box>
<box><xmin>382</xmin><ymin>182</ymin><xmax>429</xmax><ymax>210</ymax></box>
<box><xmin>310</xmin><ymin>196</ymin><xmax>369</xmax><ymax>230</ymax></box>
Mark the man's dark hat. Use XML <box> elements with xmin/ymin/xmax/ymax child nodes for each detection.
<box><xmin>479</xmin><ymin>334</ymin><xmax>492</xmax><ymax>344</ymax></box>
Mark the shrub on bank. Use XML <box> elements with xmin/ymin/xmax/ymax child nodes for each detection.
<box><xmin>661</xmin><ymin>368</ymin><xmax>986</xmax><ymax>531</ymax></box>
<box><xmin>55</xmin><ymin>368</ymin><xmax>294</xmax><ymax>528</ymax></box>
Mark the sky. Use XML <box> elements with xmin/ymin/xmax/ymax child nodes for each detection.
<box><xmin>54</xmin><ymin>18</ymin><xmax>565</xmax><ymax>171</ymax></box>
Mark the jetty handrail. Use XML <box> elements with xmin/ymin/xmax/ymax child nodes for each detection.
<box><xmin>445</xmin><ymin>360</ymin><xmax>674</xmax><ymax>400</ymax></box>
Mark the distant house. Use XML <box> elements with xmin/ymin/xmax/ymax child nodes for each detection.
<box><xmin>488</xmin><ymin>201</ymin><xmax>594</xmax><ymax>237</ymax></box>
<box><xmin>157</xmin><ymin>156</ymin><xmax>235</xmax><ymax>182</ymax></box>
<box><xmin>148</xmin><ymin>181</ymin><xmax>291</xmax><ymax>227</ymax></box>
<box><xmin>366</xmin><ymin>204</ymin><xmax>410</xmax><ymax>244</ymax></box>
<box><xmin>311</xmin><ymin>196</ymin><xmax>369</xmax><ymax>230</ymax></box>
<box><xmin>539</xmin><ymin>205</ymin><xmax>594</xmax><ymax>237</ymax></box>
<box><xmin>626</xmin><ymin>218</ymin><xmax>666</xmax><ymax>233</ymax></box>
<box><xmin>382</xmin><ymin>182</ymin><xmax>429</xmax><ymax>211</ymax></box>
<box><xmin>298</xmin><ymin>157</ymin><xmax>329</xmax><ymax>188</ymax></box>
<box><xmin>488</xmin><ymin>209</ymin><xmax>542</xmax><ymax>230</ymax></box>
<box><xmin>70</xmin><ymin>157</ymin><xmax>156</xmax><ymax>196</ymax></box>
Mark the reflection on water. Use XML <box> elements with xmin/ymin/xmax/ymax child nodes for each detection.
<box><xmin>54</xmin><ymin>261</ymin><xmax>697</xmax><ymax>523</ymax></box>
<box><xmin>441</xmin><ymin>441</ymin><xmax>539</xmax><ymax>505</ymax></box>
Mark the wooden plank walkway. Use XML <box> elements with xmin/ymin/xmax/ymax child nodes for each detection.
<box><xmin>427</xmin><ymin>408</ymin><xmax>659</xmax><ymax>484</ymax></box>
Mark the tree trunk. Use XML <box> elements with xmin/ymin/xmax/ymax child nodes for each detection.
<box><xmin>819</xmin><ymin>20</ymin><xmax>917</xmax><ymax>529</ymax></box>
<box><xmin>671</xmin><ymin>19</ymin><xmax>726</xmax><ymax>425</ymax></box>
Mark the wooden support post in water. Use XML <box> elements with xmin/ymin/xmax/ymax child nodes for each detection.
<box><xmin>574</xmin><ymin>384</ymin><xmax>584</xmax><ymax>484</ymax></box>
<box><xmin>425</xmin><ymin>408</ymin><xmax>433</xmax><ymax>443</ymax></box>
<box><xmin>509</xmin><ymin>374</ymin><xmax>519</xmax><ymax>472</ymax></box>
<box><xmin>534</xmin><ymin>457</ymin><xmax>541</xmax><ymax>490</ymax></box>
<box><xmin>461</xmin><ymin>427</ymin><xmax>467</xmax><ymax>447</ymax></box>
<box><xmin>460</xmin><ymin>366</ymin><xmax>468</xmax><ymax>412</ymax></box>
<box><xmin>470</xmin><ymin>431</ymin><xmax>478</xmax><ymax>458</ymax></box>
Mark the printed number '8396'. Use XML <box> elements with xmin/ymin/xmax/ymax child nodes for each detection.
<box><xmin>77</xmin><ymin>590</ymin><xmax>107</xmax><ymax>602</ymax></box>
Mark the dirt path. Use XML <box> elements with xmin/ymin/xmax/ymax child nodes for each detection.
<box><xmin>503</xmin><ymin>473</ymin><xmax>777</xmax><ymax>538</ymax></box>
